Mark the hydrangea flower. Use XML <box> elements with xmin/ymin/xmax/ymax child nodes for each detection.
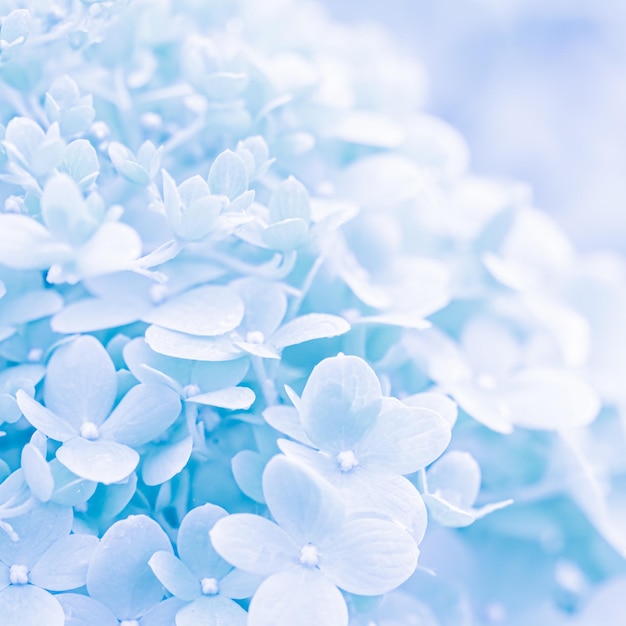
<box><xmin>149</xmin><ymin>504</ymin><xmax>260</xmax><ymax>625</ymax></box>
<box><xmin>273</xmin><ymin>354</ymin><xmax>450</xmax><ymax>538</ymax></box>
<box><xmin>211</xmin><ymin>455</ymin><xmax>419</xmax><ymax>626</ymax></box>
<box><xmin>0</xmin><ymin>502</ymin><xmax>97</xmax><ymax>626</ymax></box>
<box><xmin>17</xmin><ymin>335</ymin><xmax>181</xmax><ymax>483</ymax></box>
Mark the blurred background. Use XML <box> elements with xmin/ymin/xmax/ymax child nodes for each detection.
<box><xmin>322</xmin><ymin>0</ymin><xmax>626</xmax><ymax>252</ymax></box>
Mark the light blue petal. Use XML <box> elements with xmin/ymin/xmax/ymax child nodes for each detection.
<box><xmin>145</xmin><ymin>325</ymin><xmax>241</xmax><ymax>361</ymax></box>
<box><xmin>0</xmin><ymin>289</ymin><xmax>63</xmax><ymax>325</ymax></box>
<box><xmin>210</xmin><ymin>514</ymin><xmax>298</xmax><ymax>575</ymax></box>
<box><xmin>51</xmin><ymin>296</ymin><xmax>150</xmax><ymax>333</ymax></box>
<box><xmin>0</xmin><ymin>502</ymin><xmax>72</xmax><ymax>567</ymax></box>
<box><xmin>262</xmin><ymin>455</ymin><xmax>344</xmax><ymax>546</ymax></box>
<box><xmin>86</xmin><ymin>515</ymin><xmax>172</xmax><ymax>620</ymax></box>
<box><xmin>342</xmin><ymin>472</ymin><xmax>428</xmax><ymax>543</ymax></box>
<box><xmin>44</xmin><ymin>335</ymin><xmax>117</xmax><ymax>429</ymax></box>
<box><xmin>99</xmin><ymin>383</ymin><xmax>181</xmax><ymax>446</ymax></box>
<box><xmin>30</xmin><ymin>532</ymin><xmax>99</xmax><ymax>591</ymax></box>
<box><xmin>319</xmin><ymin>518</ymin><xmax>418</xmax><ymax>595</ymax></box>
<box><xmin>176</xmin><ymin>596</ymin><xmax>248</xmax><ymax>626</ymax></box>
<box><xmin>108</xmin><ymin>142</ymin><xmax>150</xmax><ymax>185</ymax></box>
<box><xmin>268</xmin><ymin>177</ymin><xmax>310</xmax><ymax>223</ymax></box>
<box><xmin>141</xmin><ymin>436</ymin><xmax>193</xmax><ymax>486</ymax></box>
<box><xmin>188</xmin><ymin>387</ymin><xmax>255</xmax><ymax>410</ymax></box>
<box><xmin>123</xmin><ymin>337</ymin><xmax>189</xmax><ymax>389</ymax></box>
<box><xmin>218</xmin><ymin>568</ymin><xmax>264</xmax><ymax>600</ymax></box>
<box><xmin>21</xmin><ymin>442</ymin><xmax>53</xmax><ymax>502</ymax></box>
<box><xmin>141</xmin><ymin>598</ymin><xmax>187</xmax><ymax>626</ymax></box>
<box><xmin>421</xmin><ymin>494</ymin><xmax>475</xmax><ymax>528</ymax></box>
<box><xmin>56</xmin><ymin>593</ymin><xmax>118</xmax><ymax>626</ymax></box>
<box><xmin>270</xmin><ymin>314</ymin><xmax>350</xmax><ymax>350</ymax></box>
<box><xmin>143</xmin><ymin>285</ymin><xmax>245</xmax><ymax>337</ymax></box>
<box><xmin>59</xmin><ymin>139</ymin><xmax>99</xmax><ymax>190</ymax></box>
<box><xmin>0</xmin><ymin>9</ymin><xmax>31</xmax><ymax>43</ymax></box>
<box><xmin>177</xmin><ymin>504</ymin><xmax>232</xmax><ymax>580</ymax></box>
<box><xmin>48</xmin><ymin>459</ymin><xmax>97</xmax><ymax>506</ymax></box>
<box><xmin>262</xmin><ymin>406</ymin><xmax>313</xmax><ymax>446</ymax></box>
<box><xmin>0</xmin><ymin>585</ymin><xmax>64</xmax><ymax>626</ymax></box>
<box><xmin>190</xmin><ymin>359</ymin><xmax>250</xmax><ymax>392</ymax></box>
<box><xmin>402</xmin><ymin>391</ymin><xmax>458</xmax><ymax>428</ymax></box>
<box><xmin>56</xmin><ymin>438</ymin><xmax>139</xmax><ymax>484</ymax></box>
<box><xmin>262</xmin><ymin>219</ymin><xmax>309</xmax><ymax>251</ymax></box>
<box><xmin>148</xmin><ymin>551</ymin><xmax>199</xmax><ymax>601</ymax></box>
<box><xmin>0</xmin><ymin>563</ymin><xmax>9</xmax><ymax>590</ymax></box>
<box><xmin>247</xmin><ymin>568</ymin><xmax>348</xmax><ymax>626</ymax></box>
<box><xmin>299</xmin><ymin>354</ymin><xmax>382</xmax><ymax>451</ymax></box>
<box><xmin>236</xmin><ymin>278</ymin><xmax>287</xmax><ymax>338</ymax></box>
<box><xmin>426</xmin><ymin>450</ymin><xmax>481</xmax><ymax>510</ymax></box>
<box><xmin>41</xmin><ymin>174</ymin><xmax>97</xmax><ymax>246</ymax></box>
<box><xmin>232</xmin><ymin>450</ymin><xmax>266</xmax><ymax>503</ymax></box>
<box><xmin>0</xmin><ymin>215</ymin><xmax>71</xmax><ymax>270</ymax></box>
<box><xmin>358</xmin><ymin>401</ymin><xmax>450</xmax><ymax>475</ymax></box>
<box><xmin>501</xmin><ymin>367</ymin><xmax>601</xmax><ymax>430</ymax></box>
<box><xmin>202</xmin><ymin>71</ymin><xmax>249</xmax><ymax>99</ymax></box>
<box><xmin>208</xmin><ymin>150</ymin><xmax>248</xmax><ymax>200</ymax></box>
<box><xmin>16</xmin><ymin>391</ymin><xmax>76</xmax><ymax>441</ymax></box>
<box><xmin>86</xmin><ymin>473</ymin><xmax>137</xmax><ymax>520</ymax></box>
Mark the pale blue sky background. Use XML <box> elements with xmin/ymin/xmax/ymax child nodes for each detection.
<box><xmin>322</xmin><ymin>0</ymin><xmax>626</xmax><ymax>252</ymax></box>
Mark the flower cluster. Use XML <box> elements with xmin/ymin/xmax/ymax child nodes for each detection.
<box><xmin>0</xmin><ymin>0</ymin><xmax>624</xmax><ymax>624</ymax></box>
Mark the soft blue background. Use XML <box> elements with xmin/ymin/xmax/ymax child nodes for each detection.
<box><xmin>323</xmin><ymin>0</ymin><xmax>626</xmax><ymax>252</ymax></box>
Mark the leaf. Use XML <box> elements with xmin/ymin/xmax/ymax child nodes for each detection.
<box><xmin>86</xmin><ymin>515</ymin><xmax>172</xmax><ymax>620</ymax></box>
<box><xmin>30</xmin><ymin>533</ymin><xmax>99</xmax><ymax>591</ymax></box>
<box><xmin>59</xmin><ymin>140</ymin><xmax>99</xmax><ymax>189</ymax></box>
<box><xmin>56</xmin><ymin>438</ymin><xmax>139</xmax><ymax>484</ymax></box>
<box><xmin>188</xmin><ymin>386</ymin><xmax>255</xmax><ymax>410</ymax></box>
<box><xmin>145</xmin><ymin>325</ymin><xmax>241</xmax><ymax>361</ymax></box>
<box><xmin>21</xmin><ymin>442</ymin><xmax>53</xmax><ymax>502</ymax></box>
<box><xmin>99</xmin><ymin>383</ymin><xmax>181</xmax><ymax>447</ymax></box>
<box><xmin>299</xmin><ymin>354</ymin><xmax>382</xmax><ymax>451</ymax></box>
<box><xmin>56</xmin><ymin>594</ymin><xmax>118</xmax><ymax>626</ymax></box>
<box><xmin>0</xmin><ymin>585</ymin><xmax>64</xmax><ymax>626</ymax></box>
<box><xmin>319</xmin><ymin>518</ymin><xmax>419</xmax><ymax>595</ymax></box>
<box><xmin>143</xmin><ymin>285</ymin><xmax>245</xmax><ymax>337</ymax></box>
<box><xmin>141</xmin><ymin>436</ymin><xmax>193</xmax><ymax>486</ymax></box>
<box><xmin>176</xmin><ymin>596</ymin><xmax>248</xmax><ymax>626</ymax></box>
<box><xmin>247</xmin><ymin>568</ymin><xmax>348</xmax><ymax>626</ymax></box>
<box><xmin>44</xmin><ymin>335</ymin><xmax>117</xmax><ymax>430</ymax></box>
<box><xmin>148</xmin><ymin>551</ymin><xmax>199</xmax><ymax>601</ymax></box>
<box><xmin>270</xmin><ymin>314</ymin><xmax>350</xmax><ymax>350</ymax></box>
<box><xmin>208</xmin><ymin>150</ymin><xmax>248</xmax><ymax>200</ymax></box>
<box><xmin>358</xmin><ymin>401</ymin><xmax>451</xmax><ymax>475</ymax></box>
<box><xmin>210</xmin><ymin>514</ymin><xmax>297</xmax><ymax>576</ymax></box>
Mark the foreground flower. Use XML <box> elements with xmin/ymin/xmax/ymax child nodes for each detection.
<box><xmin>210</xmin><ymin>455</ymin><xmax>419</xmax><ymax>626</ymax></box>
<box><xmin>17</xmin><ymin>335</ymin><xmax>181</xmax><ymax>484</ymax></box>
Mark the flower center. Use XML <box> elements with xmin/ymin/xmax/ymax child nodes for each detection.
<box><xmin>9</xmin><ymin>564</ymin><xmax>28</xmax><ymax>585</ymax></box>
<box><xmin>245</xmin><ymin>330</ymin><xmax>265</xmax><ymax>344</ymax></box>
<box><xmin>201</xmin><ymin>577</ymin><xmax>219</xmax><ymax>595</ymax></box>
<box><xmin>183</xmin><ymin>384</ymin><xmax>201</xmax><ymax>398</ymax></box>
<box><xmin>299</xmin><ymin>544</ymin><xmax>319</xmax><ymax>567</ymax></box>
<box><xmin>336</xmin><ymin>450</ymin><xmax>359</xmax><ymax>472</ymax></box>
<box><xmin>80</xmin><ymin>422</ymin><xmax>100</xmax><ymax>440</ymax></box>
